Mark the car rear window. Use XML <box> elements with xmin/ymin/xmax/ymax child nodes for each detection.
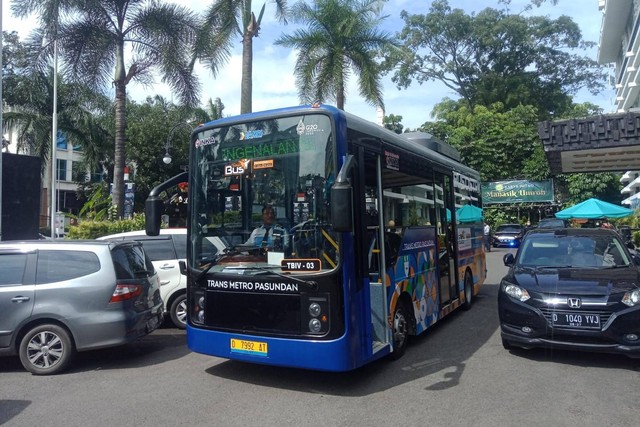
<box><xmin>0</xmin><ymin>253</ymin><xmax>29</xmax><ymax>286</ymax></box>
<box><xmin>111</xmin><ymin>244</ymin><xmax>151</xmax><ymax>279</ymax></box>
<box><xmin>36</xmin><ymin>250</ymin><xmax>101</xmax><ymax>284</ymax></box>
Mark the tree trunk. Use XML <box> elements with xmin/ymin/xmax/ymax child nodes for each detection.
<box><xmin>112</xmin><ymin>81</ymin><xmax>126</xmax><ymax>219</ymax></box>
<box><xmin>336</xmin><ymin>78</ymin><xmax>345</xmax><ymax>110</ymax></box>
<box><xmin>112</xmin><ymin>43</ymin><xmax>127</xmax><ymax>219</ymax></box>
<box><xmin>241</xmin><ymin>31</ymin><xmax>253</xmax><ymax>114</ymax></box>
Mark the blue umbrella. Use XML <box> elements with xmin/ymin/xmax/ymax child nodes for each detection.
<box><xmin>555</xmin><ymin>198</ymin><xmax>634</xmax><ymax>219</ymax></box>
<box><xmin>456</xmin><ymin>204</ymin><xmax>484</xmax><ymax>223</ymax></box>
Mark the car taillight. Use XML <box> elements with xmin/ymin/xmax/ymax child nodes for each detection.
<box><xmin>110</xmin><ymin>284</ymin><xmax>143</xmax><ymax>303</ymax></box>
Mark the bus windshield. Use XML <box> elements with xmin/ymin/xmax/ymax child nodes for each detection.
<box><xmin>188</xmin><ymin>113</ymin><xmax>338</xmax><ymax>273</ymax></box>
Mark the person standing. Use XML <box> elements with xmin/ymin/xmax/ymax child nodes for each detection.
<box><xmin>483</xmin><ymin>222</ymin><xmax>491</xmax><ymax>252</ymax></box>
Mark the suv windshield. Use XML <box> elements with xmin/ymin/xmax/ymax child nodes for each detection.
<box><xmin>496</xmin><ymin>225</ymin><xmax>523</xmax><ymax>233</ymax></box>
<box><xmin>189</xmin><ymin>113</ymin><xmax>338</xmax><ymax>273</ymax></box>
<box><xmin>518</xmin><ymin>233</ymin><xmax>631</xmax><ymax>268</ymax></box>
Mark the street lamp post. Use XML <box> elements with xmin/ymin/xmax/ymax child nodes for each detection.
<box><xmin>164</xmin><ymin>122</ymin><xmax>195</xmax><ymax>165</ymax></box>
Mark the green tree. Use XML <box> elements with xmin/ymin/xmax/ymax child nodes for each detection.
<box><xmin>123</xmin><ymin>96</ymin><xmax>227</xmax><ymax>213</ymax></box>
<box><xmin>383</xmin><ymin>114</ymin><xmax>403</xmax><ymax>134</ymax></box>
<box><xmin>12</xmin><ymin>0</ymin><xmax>201</xmax><ymax>218</ymax></box>
<box><xmin>563</xmin><ymin>173</ymin><xmax>622</xmax><ymax>207</ymax></box>
<box><xmin>275</xmin><ymin>0</ymin><xmax>395</xmax><ymax>110</ymax></box>
<box><xmin>385</xmin><ymin>0</ymin><xmax>606</xmax><ymax>119</ymax></box>
<box><xmin>197</xmin><ymin>0</ymin><xmax>288</xmax><ymax>114</ymax></box>
<box><xmin>421</xmin><ymin>101</ymin><xmax>541</xmax><ymax>182</ymax></box>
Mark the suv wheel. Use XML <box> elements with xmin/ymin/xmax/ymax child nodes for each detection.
<box><xmin>170</xmin><ymin>294</ymin><xmax>187</xmax><ymax>329</ymax></box>
<box><xmin>19</xmin><ymin>324</ymin><xmax>75</xmax><ymax>375</ymax></box>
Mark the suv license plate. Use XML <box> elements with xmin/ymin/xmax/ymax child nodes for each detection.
<box><xmin>552</xmin><ymin>312</ymin><xmax>600</xmax><ymax>329</ymax></box>
<box><xmin>230</xmin><ymin>338</ymin><xmax>268</xmax><ymax>356</ymax></box>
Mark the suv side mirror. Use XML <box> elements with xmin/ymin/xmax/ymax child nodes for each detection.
<box><xmin>503</xmin><ymin>253</ymin><xmax>515</xmax><ymax>266</ymax></box>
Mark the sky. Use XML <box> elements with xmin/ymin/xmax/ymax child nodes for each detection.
<box><xmin>1</xmin><ymin>0</ymin><xmax>614</xmax><ymax>130</ymax></box>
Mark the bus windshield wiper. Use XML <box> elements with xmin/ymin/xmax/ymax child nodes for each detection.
<box><xmin>222</xmin><ymin>266</ymin><xmax>318</xmax><ymax>291</ymax></box>
<box><xmin>194</xmin><ymin>256</ymin><xmax>222</xmax><ymax>283</ymax></box>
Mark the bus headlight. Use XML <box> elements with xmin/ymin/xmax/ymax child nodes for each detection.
<box><xmin>192</xmin><ymin>291</ymin><xmax>205</xmax><ymax>324</ymax></box>
<box><xmin>309</xmin><ymin>302</ymin><xmax>321</xmax><ymax>317</ymax></box>
<box><xmin>309</xmin><ymin>318</ymin><xmax>322</xmax><ymax>333</ymax></box>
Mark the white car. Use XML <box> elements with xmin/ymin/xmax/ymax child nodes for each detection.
<box><xmin>98</xmin><ymin>229</ymin><xmax>226</xmax><ymax>328</ymax></box>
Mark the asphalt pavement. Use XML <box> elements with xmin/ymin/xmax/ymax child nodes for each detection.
<box><xmin>1</xmin><ymin>246</ymin><xmax>639</xmax><ymax>427</ymax></box>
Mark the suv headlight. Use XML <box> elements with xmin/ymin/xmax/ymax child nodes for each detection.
<box><xmin>501</xmin><ymin>281</ymin><xmax>530</xmax><ymax>302</ymax></box>
<box><xmin>622</xmin><ymin>289</ymin><xmax>640</xmax><ymax>307</ymax></box>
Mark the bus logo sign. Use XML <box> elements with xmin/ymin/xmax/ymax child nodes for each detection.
<box><xmin>225</xmin><ymin>159</ymin><xmax>250</xmax><ymax>176</ymax></box>
<box><xmin>240</xmin><ymin>130</ymin><xmax>264</xmax><ymax>140</ymax></box>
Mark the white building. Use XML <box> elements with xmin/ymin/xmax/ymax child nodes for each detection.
<box><xmin>598</xmin><ymin>0</ymin><xmax>640</xmax><ymax>207</ymax></box>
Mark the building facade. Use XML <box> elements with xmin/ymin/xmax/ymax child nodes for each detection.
<box><xmin>599</xmin><ymin>0</ymin><xmax>640</xmax><ymax>207</ymax></box>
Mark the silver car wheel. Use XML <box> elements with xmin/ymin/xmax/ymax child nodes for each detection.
<box><xmin>170</xmin><ymin>294</ymin><xmax>188</xmax><ymax>329</ymax></box>
<box><xmin>19</xmin><ymin>324</ymin><xmax>74</xmax><ymax>375</ymax></box>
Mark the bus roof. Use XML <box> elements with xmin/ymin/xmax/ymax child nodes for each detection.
<box><xmin>197</xmin><ymin>104</ymin><xmax>481</xmax><ymax>181</ymax></box>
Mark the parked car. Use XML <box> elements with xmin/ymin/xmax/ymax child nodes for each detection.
<box><xmin>536</xmin><ymin>217</ymin><xmax>570</xmax><ymax>229</ymax></box>
<box><xmin>0</xmin><ymin>240</ymin><xmax>163</xmax><ymax>375</ymax></box>
<box><xmin>492</xmin><ymin>223</ymin><xmax>526</xmax><ymax>248</ymax></box>
<box><xmin>98</xmin><ymin>229</ymin><xmax>227</xmax><ymax>329</ymax></box>
<box><xmin>498</xmin><ymin>228</ymin><xmax>640</xmax><ymax>358</ymax></box>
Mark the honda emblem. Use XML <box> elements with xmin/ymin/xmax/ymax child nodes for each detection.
<box><xmin>567</xmin><ymin>297</ymin><xmax>582</xmax><ymax>309</ymax></box>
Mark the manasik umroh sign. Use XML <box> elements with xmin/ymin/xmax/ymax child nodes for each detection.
<box><xmin>482</xmin><ymin>180</ymin><xmax>554</xmax><ymax>204</ymax></box>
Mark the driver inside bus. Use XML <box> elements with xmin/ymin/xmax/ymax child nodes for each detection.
<box><xmin>246</xmin><ymin>205</ymin><xmax>289</xmax><ymax>252</ymax></box>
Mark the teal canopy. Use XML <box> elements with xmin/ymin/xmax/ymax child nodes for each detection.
<box><xmin>456</xmin><ymin>204</ymin><xmax>483</xmax><ymax>223</ymax></box>
<box><xmin>555</xmin><ymin>198</ymin><xmax>633</xmax><ymax>219</ymax></box>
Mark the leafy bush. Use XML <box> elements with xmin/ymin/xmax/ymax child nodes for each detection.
<box><xmin>66</xmin><ymin>214</ymin><xmax>146</xmax><ymax>239</ymax></box>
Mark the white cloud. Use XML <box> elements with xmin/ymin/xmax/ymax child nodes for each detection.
<box><xmin>3</xmin><ymin>0</ymin><xmax>612</xmax><ymax>129</ymax></box>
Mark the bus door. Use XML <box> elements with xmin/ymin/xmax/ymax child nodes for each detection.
<box><xmin>356</xmin><ymin>147</ymin><xmax>388</xmax><ymax>354</ymax></box>
<box><xmin>435</xmin><ymin>172</ymin><xmax>458</xmax><ymax>305</ymax></box>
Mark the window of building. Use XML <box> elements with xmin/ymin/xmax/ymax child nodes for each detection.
<box><xmin>57</xmin><ymin>159</ymin><xmax>67</xmax><ymax>181</ymax></box>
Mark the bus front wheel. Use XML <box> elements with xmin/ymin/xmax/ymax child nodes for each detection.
<box><xmin>389</xmin><ymin>301</ymin><xmax>410</xmax><ymax>360</ymax></box>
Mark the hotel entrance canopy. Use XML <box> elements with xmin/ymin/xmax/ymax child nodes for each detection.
<box><xmin>538</xmin><ymin>112</ymin><xmax>640</xmax><ymax>174</ymax></box>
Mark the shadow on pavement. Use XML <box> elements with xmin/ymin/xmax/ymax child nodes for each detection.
<box><xmin>205</xmin><ymin>284</ymin><xmax>501</xmax><ymax>397</ymax></box>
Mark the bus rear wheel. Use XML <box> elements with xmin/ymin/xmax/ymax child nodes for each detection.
<box><xmin>462</xmin><ymin>270</ymin><xmax>473</xmax><ymax>311</ymax></box>
<box><xmin>389</xmin><ymin>301</ymin><xmax>410</xmax><ymax>360</ymax></box>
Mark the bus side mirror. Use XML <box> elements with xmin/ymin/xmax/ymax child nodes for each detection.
<box><xmin>331</xmin><ymin>181</ymin><xmax>353</xmax><ymax>232</ymax></box>
<box><xmin>144</xmin><ymin>171</ymin><xmax>189</xmax><ymax>237</ymax></box>
<box><xmin>145</xmin><ymin>196</ymin><xmax>163</xmax><ymax>236</ymax></box>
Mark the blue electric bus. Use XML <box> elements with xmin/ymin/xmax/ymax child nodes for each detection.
<box><xmin>145</xmin><ymin>103</ymin><xmax>486</xmax><ymax>371</ymax></box>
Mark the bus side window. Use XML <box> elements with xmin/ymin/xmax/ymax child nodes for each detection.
<box><xmin>385</xmin><ymin>232</ymin><xmax>402</xmax><ymax>267</ymax></box>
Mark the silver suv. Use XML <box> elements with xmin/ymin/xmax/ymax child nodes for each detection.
<box><xmin>0</xmin><ymin>240</ymin><xmax>163</xmax><ymax>375</ymax></box>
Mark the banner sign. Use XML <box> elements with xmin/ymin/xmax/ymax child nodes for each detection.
<box><xmin>482</xmin><ymin>180</ymin><xmax>554</xmax><ymax>204</ymax></box>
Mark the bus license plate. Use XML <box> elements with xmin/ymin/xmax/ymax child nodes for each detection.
<box><xmin>230</xmin><ymin>338</ymin><xmax>268</xmax><ymax>356</ymax></box>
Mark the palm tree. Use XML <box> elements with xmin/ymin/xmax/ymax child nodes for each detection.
<box><xmin>12</xmin><ymin>0</ymin><xmax>202</xmax><ymax>218</ymax></box>
<box><xmin>197</xmin><ymin>0</ymin><xmax>288</xmax><ymax>114</ymax></box>
<box><xmin>275</xmin><ymin>0</ymin><xmax>395</xmax><ymax>110</ymax></box>
<box><xmin>3</xmin><ymin>66</ymin><xmax>112</xmax><ymax>174</ymax></box>
<box><xmin>2</xmin><ymin>27</ymin><xmax>111</xmax><ymax>174</ymax></box>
